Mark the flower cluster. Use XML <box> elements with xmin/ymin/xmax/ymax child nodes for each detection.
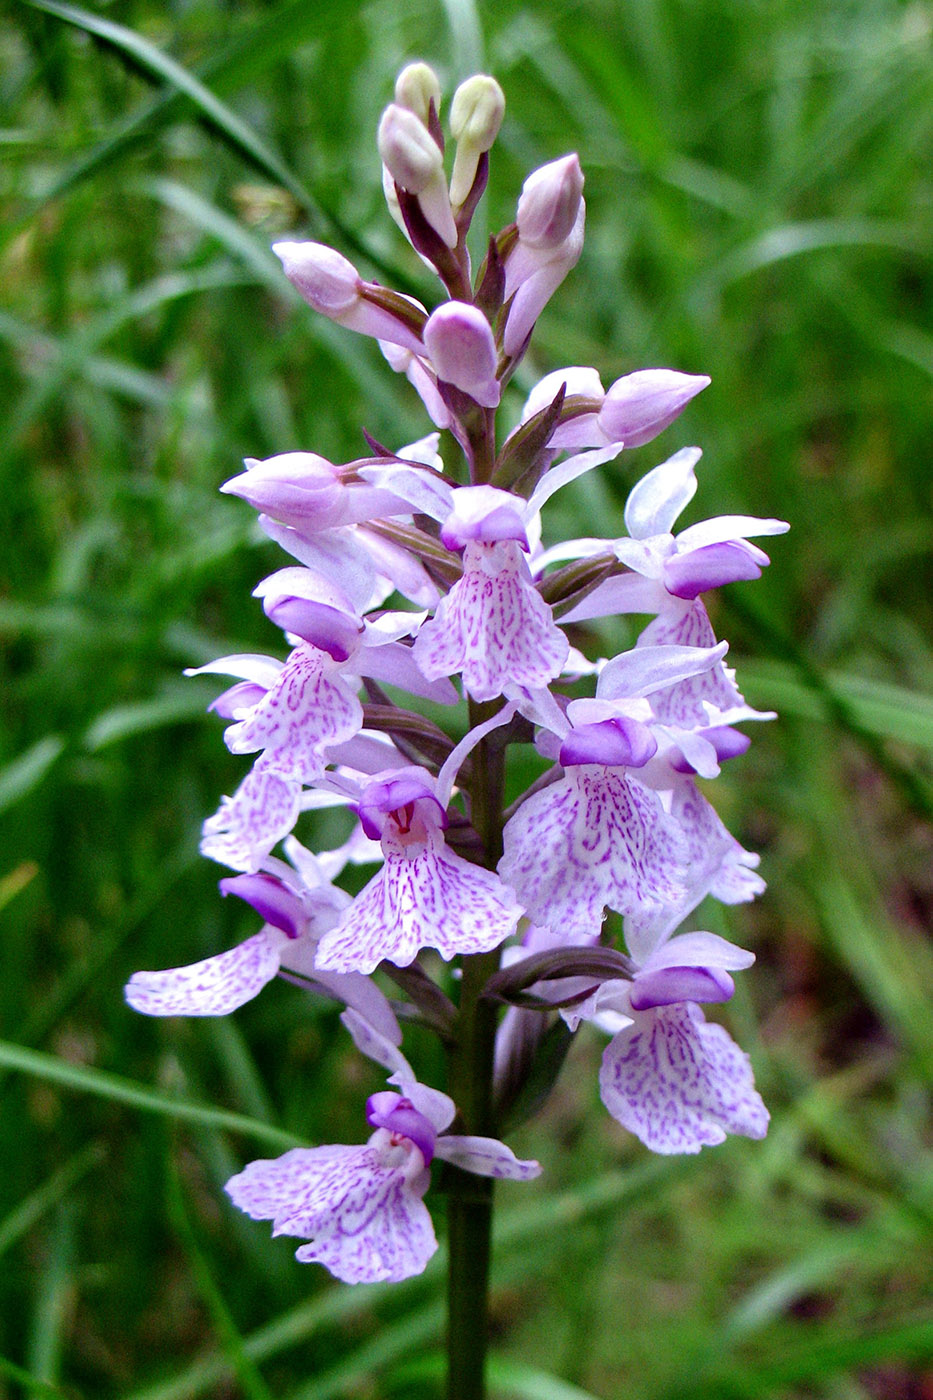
<box><xmin>128</xmin><ymin>63</ymin><xmax>786</xmax><ymax>1284</ymax></box>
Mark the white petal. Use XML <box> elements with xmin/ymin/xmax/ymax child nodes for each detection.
<box><xmin>226</xmin><ymin>1143</ymin><xmax>437</xmax><ymax>1284</ymax></box>
<box><xmin>316</xmin><ymin>840</ymin><xmax>522</xmax><ymax>974</ymax></box>
<box><xmin>433</xmin><ymin>1135</ymin><xmax>541</xmax><ymax>1180</ymax></box>
<box><xmin>624</xmin><ymin>447</ymin><xmax>701</xmax><ymax>539</ymax></box>
<box><xmin>599</xmin><ymin>1003</ymin><xmax>769</xmax><ymax>1154</ymax></box>
<box><xmin>125</xmin><ymin>929</ymin><xmax>286</xmax><ymax>1016</ymax></box>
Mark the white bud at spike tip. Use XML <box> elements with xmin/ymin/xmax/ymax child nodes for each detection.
<box><xmin>378</xmin><ymin>104</ymin><xmax>458</xmax><ymax>249</ymax></box>
<box><xmin>449</xmin><ymin>74</ymin><xmax>505</xmax><ymax>207</ymax></box>
<box><xmin>423</xmin><ymin>302</ymin><xmax>500</xmax><ymax>407</ymax></box>
<box><xmin>395</xmin><ymin>62</ymin><xmax>442</xmax><ymax>125</ymax></box>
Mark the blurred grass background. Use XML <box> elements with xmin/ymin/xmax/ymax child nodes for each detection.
<box><xmin>2</xmin><ymin>0</ymin><xmax>933</xmax><ymax>1395</ymax></box>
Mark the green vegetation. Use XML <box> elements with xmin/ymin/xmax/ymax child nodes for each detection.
<box><xmin>1</xmin><ymin>0</ymin><xmax>931</xmax><ymax>1395</ymax></box>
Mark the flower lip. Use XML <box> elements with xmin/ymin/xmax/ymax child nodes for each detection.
<box><xmin>366</xmin><ymin>1091</ymin><xmax>437</xmax><ymax>1165</ymax></box>
<box><xmin>219</xmin><ymin>872</ymin><xmax>305</xmax><ymax>939</ymax></box>
<box><xmin>629</xmin><ymin>965</ymin><xmax>735</xmax><ymax>1011</ymax></box>
<box><xmin>559</xmin><ymin>718</ymin><xmax>658</xmax><ymax>770</ymax></box>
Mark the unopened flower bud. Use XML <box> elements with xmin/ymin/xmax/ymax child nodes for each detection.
<box><xmin>273</xmin><ymin>240</ymin><xmax>425</xmax><ymax>353</ymax></box>
<box><xmin>516</xmin><ymin>153</ymin><xmax>584</xmax><ymax>249</ymax></box>
<box><xmin>599</xmin><ymin>369</ymin><xmax>711</xmax><ymax>449</ymax></box>
<box><xmin>395</xmin><ymin>62</ymin><xmax>442</xmax><ymax>125</ymax></box>
<box><xmin>449</xmin><ymin>74</ymin><xmax>505</xmax><ymax>207</ymax></box>
<box><xmin>378</xmin><ymin>104</ymin><xmax>458</xmax><ymax>248</ymax></box>
<box><xmin>423</xmin><ymin>302</ymin><xmax>500</xmax><ymax>406</ymax></box>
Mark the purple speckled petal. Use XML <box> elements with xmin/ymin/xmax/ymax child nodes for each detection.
<box><xmin>413</xmin><ymin>540</ymin><xmax>568</xmax><ymax>703</ymax></box>
<box><xmin>499</xmin><ymin>768</ymin><xmax>688</xmax><ymax>940</ymax></box>
<box><xmin>125</xmin><ymin>928</ymin><xmax>287</xmax><ymax>1016</ymax></box>
<box><xmin>637</xmin><ymin>601</ymin><xmax>746</xmax><ymax>727</ymax></box>
<box><xmin>201</xmin><ymin>765</ymin><xmax>302</xmax><ymax>872</ymax></box>
<box><xmin>315</xmin><ymin>834</ymin><xmax>522</xmax><ymax>973</ymax></box>
<box><xmin>623</xmin><ymin>779</ymin><xmax>763</xmax><ymax>963</ymax></box>
<box><xmin>224</xmin><ymin>644</ymin><xmax>363</xmax><ymax>782</ymax></box>
<box><xmin>599</xmin><ymin>1002</ymin><xmax>769</xmax><ymax>1154</ymax></box>
<box><xmin>225</xmin><ymin>1141</ymin><xmax>437</xmax><ymax>1283</ymax></box>
<box><xmin>433</xmin><ymin>1134</ymin><xmax>542</xmax><ymax>1181</ymax></box>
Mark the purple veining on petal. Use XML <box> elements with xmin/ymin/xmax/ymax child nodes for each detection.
<box><xmin>201</xmin><ymin>765</ymin><xmax>302</xmax><ymax>872</ymax></box>
<box><xmin>264</xmin><ymin>597</ymin><xmax>362</xmax><ymax>661</ymax></box>
<box><xmin>219</xmin><ymin>872</ymin><xmax>305</xmax><ymax>938</ymax></box>
<box><xmin>225</xmin><ymin>1141</ymin><xmax>437</xmax><ymax>1283</ymax></box>
<box><xmin>599</xmin><ymin>1002</ymin><xmax>769</xmax><ymax>1154</ymax></box>
<box><xmin>224</xmin><ymin>644</ymin><xmax>363</xmax><ymax>783</ymax></box>
<box><xmin>629</xmin><ymin>965</ymin><xmax>735</xmax><ymax>1011</ymax></box>
<box><xmin>413</xmin><ymin>539</ymin><xmax>568</xmax><ymax>703</ymax></box>
<box><xmin>365</xmin><ymin>1093</ymin><xmax>437</xmax><ymax>1164</ymax></box>
<box><xmin>638</xmin><ymin>601</ymin><xmax>745</xmax><ymax>726</ymax></box>
<box><xmin>315</xmin><ymin>826</ymin><xmax>522</xmax><ymax>973</ymax></box>
<box><xmin>662</xmin><ymin>541</ymin><xmax>764</xmax><ymax>600</ymax></box>
<box><xmin>125</xmin><ymin>928</ymin><xmax>285</xmax><ymax>1016</ymax></box>
<box><xmin>499</xmin><ymin>766</ymin><xmax>688</xmax><ymax>939</ymax></box>
<box><xmin>559</xmin><ymin>718</ymin><xmax>658</xmax><ymax>769</ymax></box>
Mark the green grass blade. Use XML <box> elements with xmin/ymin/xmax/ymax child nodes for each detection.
<box><xmin>24</xmin><ymin>0</ymin><xmax>319</xmax><ymax>219</ymax></box>
<box><xmin>0</xmin><ymin>1142</ymin><xmax>103</xmax><ymax>1259</ymax></box>
<box><xmin>0</xmin><ymin>736</ymin><xmax>65</xmax><ymax>816</ymax></box>
<box><xmin>0</xmin><ymin>1040</ymin><xmax>305</xmax><ymax>1151</ymax></box>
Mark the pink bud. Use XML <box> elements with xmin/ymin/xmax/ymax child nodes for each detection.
<box><xmin>516</xmin><ymin>154</ymin><xmax>584</xmax><ymax>249</ymax></box>
<box><xmin>598</xmin><ymin>369</ymin><xmax>711</xmax><ymax>448</ymax></box>
<box><xmin>423</xmin><ymin>302</ymin><xmax>500</xmax><ymax>406</ymax></box>
<box><xmin>378</xmin><ymin>104</ymin><xmax>457</xmax><ymax>248</ymax></box>
<box><xmin>273</xmin><ymin>240</ymin><xmax>426</xmax><ymax>353</ymax></box>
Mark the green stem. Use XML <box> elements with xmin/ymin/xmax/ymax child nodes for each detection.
<box><xmin>445</xmin><ymin>700</ymin><xmax>506</xmax><ymax>1400</ymax></box>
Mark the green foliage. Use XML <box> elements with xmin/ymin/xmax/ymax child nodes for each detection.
<box><xmin>1</xmin><ymin>0</ymin><xmax>931</xmax><ymax>1395</ymax></box>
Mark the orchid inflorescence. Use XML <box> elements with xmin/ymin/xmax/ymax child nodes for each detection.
<box><xmin>127</xmin><ymin>62</ymin><xmax>787</xmax><ymax>1287</ymax></box>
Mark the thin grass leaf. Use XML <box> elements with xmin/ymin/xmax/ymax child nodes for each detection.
<box><xmin>740</xmin><ymin>661</ymin><xmax>933</xmax><ymax>751</ymax></box>
<box><xmin>0</xmin><ymin>861</ymin><xmax>39</xmax><ymax>915</ymax></box>
<box><xmin>83</xmin><ymin>687</ymin><xmax>217</xmax><ymax>751</ymax></box>
<box><xmin>0</xmin><ymin>1142</ymin><xmax>103</xmax><ymax>1259</ymax></box>
<box><xmin>25</xmin><ymin>0</ymin><xmax>320</xmax><ymax>220</ymax></box>
<box><xmin>166</xmin><ymin>1155</ymin><xmax>275</xmax><ymax>1400</ymax></box>
<box><xmin>0</xmin><ymin>736</ymin><xmax>65</xmax><ymax>816</ymax></box>
<box><xmin>0</xmin><ymin>1040</ymin><xmax>305</xmax><ymax>1151</ymax></box>
<box><xmin>26</xmin><ymin>1201</ymin><xmax>75</xmax><ymax>1389</ymax></box>
<box><xmin>387</xmin><ymin>1354</ymin><xmax>605</xmax><ymax>1400</ymax></box>
<box><xmin>0</xmin><ymin>1352</ymin><xmax>70</xmax><ymax>1397</ymax></box>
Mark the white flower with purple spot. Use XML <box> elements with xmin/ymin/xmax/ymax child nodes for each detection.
<box><xmin>225</xmin><ymin>1010</ymin><xmax>540</xmax><ymax>1282</ymax></box>
<box><xmin>315</xmin><ymin>766</ymin><xmax>524</xmax><ymax>974</ymax></box>
<box><xmin>498</xmin><ymin>715</ymin><xmax>688</xmax><ymax>940</ymax></box>
<box><xmin>412</xmin><ymin>485</ymin><xmax>569</xmax><ymax>701</ymax></box>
